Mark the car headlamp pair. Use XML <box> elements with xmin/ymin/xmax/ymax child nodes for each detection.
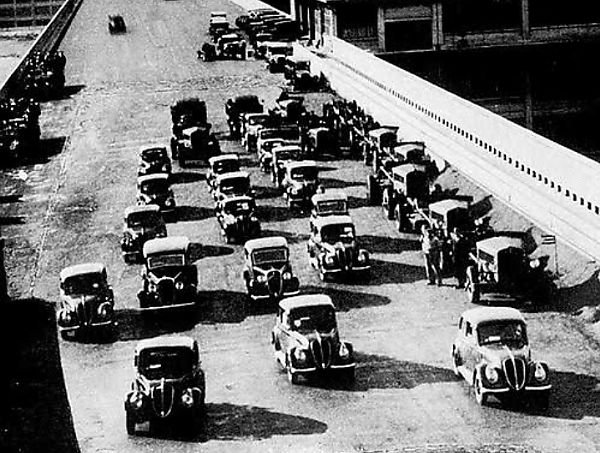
<box><xmin>175</xmin><ymin>281</ymin><xmax>185</xmax><ymax>291</ymax></box>
<box><xmin>283</xmin><ymin>271</ymin><xmax>292</xmax><ymax>280</ymax></box>
<box><xmin>257</xmin><ymin>275</ymin><xmax>267</xmax><ymax>283</ymax></box>
<box><xmin>358</xmin><ymin>252</ymin><xmax>367</xmax><ymax>263</ymax></box>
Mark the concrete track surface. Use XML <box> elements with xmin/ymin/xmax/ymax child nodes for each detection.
<box><xmin>3</xmin><ymin>0</ymin><xmax>600</xmax><ymax>451</ymax></box>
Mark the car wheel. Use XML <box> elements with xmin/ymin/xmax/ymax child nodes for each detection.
<box><xmin>451</xmin><ymin>348</ymin><xmax>461</xmax><ymax>378</ymax></box>
<box><xmin>474</xmin><ymin>372</ymin><xmax>487</xmax><ymax>406</ymax></box>
<box><xmin>126</xmin><ymin>411</ymin><xmax>136</xmax><ymax>435</ymax></box>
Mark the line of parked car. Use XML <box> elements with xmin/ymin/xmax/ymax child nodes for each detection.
<box><xmin>56</xmin><ymin>23</ymin><xmax>557</xmax><ymax>436</ymax></box>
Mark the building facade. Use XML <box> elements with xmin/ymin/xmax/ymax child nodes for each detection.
<box><xmin>0</xmin><ymin>0</ymin><xmax>62</xmax><ymax>28</ymax></box>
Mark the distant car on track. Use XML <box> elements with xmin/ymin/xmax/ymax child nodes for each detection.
<box><xmin>108</xmin><ymin>15</ymin><xmax>126</xmax><ymax>34</ymax></box>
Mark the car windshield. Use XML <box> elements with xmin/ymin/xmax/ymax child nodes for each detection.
<box><xmin>290</xmin><ymin>305</ymin><xmax>336</xmax><ymax>333</ymax></box>
<box><xmin>63</xmin><ymin>273</ymin><xmax>105</xmax><ymax>295</ymax></box>
<box><xmin>138</xmin><ymin>347</ymin><xmax>194</xmax><ymax>380</ymax></box>
<box><xmin>140</xmin><ymin>180</ymin><xmax>169</xmax><ymax>195</ymax></box>
<box><xmin>270</xmin><ymin>47</ymin><xmax>289</xmax><ymax>56</ymax></box>
<box><xmin>252</xmin><ymin>247</ymin><xmax>287</xmax><ymax>267</ymax></box>
<box><xmin>317</xmin><ymin>200</ymin><xmax>347</xmax><ymax>216</ymax></box>
<box><xmin>127</xmin><ymin>212</ymin><xmax>162</xmax><ymax>228</ymax></box>
<box><xmin>214</xmin><ymin>160</ymin><xmax>239</xmax><ymax>174</ymax></box>
<box><xmin>220</xmin><ymin>177</ymin><xmax>249</xmax><ymax>194</ymax></box>
<box><xmin>147</xmin><ymin>253</ymin><xmax>185</xmax><ymax>269</ymax></box>
<box><xmin>224</xmin><ymin>199</ymin><xmax>253</xmax><ymax>215</ymax></box>
<box><xmin>321</xmin><ymin>223</ymin><xmax>355</xmax><ymax>244</ymax></box>
<box><xmin>142</xmin><ymin>149</ymin><xmax>167</xmax><ymax>162</ymax></box>
<box><xmin>249</xmin><ymin>115</ymin><xmax>270</xmax><ymax>126</ymax></box>
<box><xmin>290</xmin><ymin>166</ymin><xmax>316</xmax><ymax>181</ymax></box>
<box><xmin>477</xmin><ymin>321</ymin><xmax>528</xmax><ymax>348</ymax></box>
<box><xmin>221</xmin><ymin>36</ymin><xmax>240</xmax><ymax>44</ymax></box>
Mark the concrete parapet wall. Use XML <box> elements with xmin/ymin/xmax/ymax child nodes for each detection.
<box><xmin>0</xmin><ymin>0</ymin><xmax>83</xmax><ymax>100</ymax></box>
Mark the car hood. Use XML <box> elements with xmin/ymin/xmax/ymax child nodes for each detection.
<box><xmin>127</xmin><ymin>225</ymin><xmax>161</xmax><ymax>237</ymax></box>
<box><xmin>322</xmin><ymin>242</ymin><xmax>355</xmax><ymax>254</ymax></box>
<box><xmin>63</xmin><ymin>294</ymin><xmax>103</xmax><ymax>310</ymax></box>
<box><xmin>479</xmin><ymin>344</ymin><xmax>530</xmax><ymax>367</ymax></box>
<box><xmin>289</xmin><ymin>328</ymin><xmax>339</xmax><ymax>348</ymax></box>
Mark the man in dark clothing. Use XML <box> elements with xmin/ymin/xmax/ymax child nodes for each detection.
<box><xmin>450</xmin><ymin>227</ymin><xmax>470</xmax><ymax>288</ymax></box>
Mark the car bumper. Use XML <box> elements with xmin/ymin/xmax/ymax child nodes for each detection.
<box><xmin>481</xmin><ymin>384</ymin><xmax>552</xmax><ymax>394</ymax></box>
<box><xmin>58</xmin><ymin>320</ymin><xmax>114</xmax><ymax>332</ymax></box>
<box><xmin>139</xmin><ymin>301</ymin><xmax>196</xmax><ymax>311</ymax></box>
<box><xmin>250</xmin><ymin>288</ymin><xmax>300</xmax><ymax>300</ymax></box>
<box><xmin>322</xmin><ymin>265</ymin><xmax>371</xmax><ymax>274</ymax></box>
<box><xmin>291</xmin><ymin>362</ymin><xmax>356</xmax><ymax>374</ymax></box>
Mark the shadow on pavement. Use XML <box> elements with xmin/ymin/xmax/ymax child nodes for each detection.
<box><xmin>176</xmin><ymin>206</ymin><xmax>213</xmax><ymax>222</ymax></box>
<box><xmin>170</xmin><ymin>171</ymin><xmax>205</xmax><ymax>185</ymax></box>
<box><xmin>254</xmin><ymin>185</ymin><xmax>282</xmax><ymax>200</ymax></box>
<box><xmin>261</xmin><ymin>229</ymin><xmax>310</xmax><ymax>243</ymax></box>
<box><xmin>0</xmin><ymin>194</ymin><xmax>22</xmax><ymax>204</ymax></box>
<box><xmin>115</xmin><ymin>308</ymin><xmax>198</xmax><ymax>341</ymax></box>
<box><xmin>368</xmin><ymin>259</ymin><xmax>424</xmax><ymax>285</ymax></box>
<box><xmin>558</xmin><ymin>270</ymin><xmax>600</xmax><ymax>313</ymax></box>
<box><xmin>255</xmin><ymin>205</ymin><xmax>293</xmax><ymax>222</ymax></box>
<box><xmin>302</xmin><ymin>285</ymin><xmax>391</xmax><ymax>311</ymax></box>
<box><xmin>0</xmin><ymin>215</ymin><xmax>26</xmax><ymax>226</ymax></box>
<box><xmin>197</xmin><ymin>289</ymin><xmax>247</xmax><ymax>324</ymax></box>
<box><xmin>4</xmin><ymin>298</ymin><xmax>80</xmax><ymax>453</ymax></box>
<box><xmin>353</xmin><ymin>352</ymin><xmax>458</xmax><ymax>391</ymax></box>
<box><xmin>360</xmin><ymin>234</ymin><xmax>420</xmax><ymax>254</ymax></box>
<box><xmin>319</xmin><ymin>177</ymin><xmax>364</xmax><ymax>189</ymax></box>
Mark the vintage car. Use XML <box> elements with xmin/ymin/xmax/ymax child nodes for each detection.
<box><xmin>310</xmin><ymin>189</ymin><xmax>348</xmax><ymax>226</ymax></box>
<box><xmin>208</xmin><ymin>16</ymin><xmax>229</xmax><ymax>39</ymax></box>
<box><xmin>121</xmin><ymin>205</ymin><xmax>167</xmax><ymax>263</ymax></box>
<box><xmin>243</xmin><ymin>236</ymin><xmax>300</xmax><ymax>301</ymax></box>
<box><xmin>136</xmin><ymin>173</ymin><xmax>176</xmax><ymax>219</ymax></box>
<box><xmin>465</xmin><ymin>236</ymin><xmax>555</xmax><ymax>305</ymax></box>
<box><xmin>366</xmin><ymin>126</ymin><xmax>399</xmax><ymax>166</ymax></box>
<box><xmin>137</xmin><ymin>236</ymin><xmax>197</xmax><ymax>311</ymax></box>
<box><xmin>201</xmin><ymin>33</ymin><xmax>247</xmax><ymax>61</ymax></box>
<box><xmin>386</xmin><ymin>164</ymin><xmax>430</xmax><ymax>231</ymax></box>
<box><xmin>428</xmin><ymin>199</ymin><xmax>473</xmax><ymax>237</ymax></box>
<box><xmin>174</xmin><ymin>126</ymin><xmax>220</xmax><ymax>166</ymax></box>
<box><xmin>451</xmin><ymin>307</ymin><xmax>551</xmax><ymax>408</ymax></box>
<box><xmin>271</xmin><ymin>294</ymin><xmax>355</xmax><ymax>384</ymax></box>
<box><xmin>215</xmin><ymin>195</ymin><xmax>261</xmax><ymax>243</ymax></box>
<box><xmin>264</xmin><ymin>42</ymin><xmax>293</xmax><ymax>72</ymax></box>
<box><xmin>306</xmin><ymin>127</ymin><xmax>337</xmax><ymax>158</ymax></box>
<box><xmin>108</xmin><ymin>15</ymin><xmax>126</xmax><ymax>34</ymax></box>
<box><xmin>253</xmin><ymin>33</ymin><xmax>275</xmax><ymax>58</ymax></box>
<box><xmin>283</xmin><ymin>56</ymin><xmax>309</xmax><ymax>80</ymax></box>
<box><xmin>212</xmin><ymin>170</ymin><xmax>252</xmax><ymax>202</ymax></box>
<box><xmin>281</xmin><ymin>160</ymin><xmax>319</xmax><ymax>209</ymax></box>
<box><xmin>57</xmin><ymin>263</ymin><xmax>115</xmax><ymax>339</ymax></box>
<box><xmin>258</xmin><ymin>138</ymin><xmax>286</xmax><ymax>172</ymax></box>
<box><xmin>125</xmin><ymin>336</ymin><xmax>206</xmax><ymax>435</ymax></box>
<box><xmin>284</xmin><ymin>57</ymin><xmax>319</xmax><ymax>91</ymax></box>
<box><xmin>137</xmin><ymin>146</ymin><xmax>172</xmax><ymax>177</ymax></box>
<box><xmin>206</xmin><ymin>154</ymin><xmax>240</xmax><ymax>189</ymax></box>
<box><xmin>271</xmin><ymin>97</ymin><xmax>305</xmax><ymax>123</ymax></box>
<box><xmin>225</xmin><ymin>95</ymin><xmax>263</xmax><ymax>139</ymax></box>
<box><xmin>256</xmin><ymin>126</ymin><xmax>299</xmax><ymax>157</ymax></box>
<box><xmin>242</xmin><ymin>112</ymin><xmax>273</xmax><ymax>150</ymax></box>
<box><xmin>270</xmin><ymin>144</ymin><xmax>301</xmax><ymax>187</ymax></box>
<box><xmin>307</xmin><ymin>215</ymin><xmax>370</xmax><ymax>281</ymax></box>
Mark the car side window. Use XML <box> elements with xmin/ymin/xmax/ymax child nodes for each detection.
<box><xmin>458</xmin><ymin>317</ymin><xmax>463</xmax><ymax>331</ymax></box>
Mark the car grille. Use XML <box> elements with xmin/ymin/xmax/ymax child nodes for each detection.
<box><xmin>76</xmin><ymin>300</ymin><xmax>94</xmax><ymax>326</ymax></box>
<box><xmin>151</xmin><ymin>379</ymin><xmax>175</xmax><ymax>418</ymax></box>
<box><xmin>336</xmin><ymin>247</ymin><xmax>354</xmax><ymax>271</ymax></box>
<box><xmin>502</xmin><ymin>357</ymin><xmax>526</xmax><ymax>391</ymax></box>
<box><xmin>266</xmin><ymin>270</ymin><xmax>282</xmax><ymax>297</ymax></box>
<box><xmin>310</xmin><ymin>338</ymin><xmax>332</xmax><ymax>370</ymax></box>
<box><xmin>157</xmin><ymin>280</ymin><xmax>174</xmax><ymax>305</ymax></box>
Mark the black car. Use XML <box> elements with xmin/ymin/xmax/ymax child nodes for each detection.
<box><xmin>108</xmin><ymin>15</ymin><xmax>126</xmax><ymax>34</ymax></box>
<box><xmin>125</xmin><ymin>336</ymin><xmax>206</xmax><ymax>435</ymax></box>
<box><xmin>137</xmin><ymin>146</ymin><xmax>172</xmax><ymax>177</ymax></box>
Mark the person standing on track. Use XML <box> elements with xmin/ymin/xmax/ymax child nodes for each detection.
<box><xmin>421</xmin><ymin>225</ymin><xmax>442</xmax><ymax>286</ymax></box>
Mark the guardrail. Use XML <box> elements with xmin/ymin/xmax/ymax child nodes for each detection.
<box><xmin>0</xmin><ymin>0</ymin><xmax>83</xmax><ymax>100</ymax></box>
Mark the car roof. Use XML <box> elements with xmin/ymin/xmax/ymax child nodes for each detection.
<box><xmin>311</xmin><ymin>189</ymin><xmax>347</xmax><ymax>204</ymax></box>
<box><xmin>221</xmin><ymin>33</ymin><xmax>241</xmax><ymax>40</ymax></box>
<box><xmin>391</xmin><ymin>163</ymin><xmax>427</xmax><ymax>176</ymax></box>
<box><xmin>244</xmin><ymin>112</ymin><xmax>269</xmax><ymax>119</ymax></box>
<box><xmin>124</xmin><ymin>204</ymin><xmax>160</xmax><ymax>217</ymax></box>
<box><xmin>244</xmin><ymin>236</ymin><xmax>288</xmax><ymax>252</ymax></box>
<box><xmin>369</xmin><ymin>127</ymin><xmax>398</xmax><ymax>138</ymax></box>
<box><xmin>215</xmin><ymin>170</ymin><xmax>249</xmax><ymax>182</ymax></box>
<box><xmin>279</xmin><ymin>294</ymin><xmax>334</xmax><ymax>311</ymax></box>
<box><xmin>313</xmin><ymin>214</ymin><xmax>354</xmax><ymax>229</ymax></box>
<box><xmin>221</xmin><ymin>195</ymin><xmax>254</xmax><ymax>205</ymax></box>
<box><xmin>210</xmin><ymin>11</ymin><xmax>226</xmax><ymax>16</ymax></box>
<box><xmin>477</xmin><ymin>236</ymin><xmax>524</xmax><ymax>254</ymax></box>
<box><xmin>286</xmin><ymin>160</ymin><xmax>316</xmax><ymax>170</ymax></box>
<box><xmin>429</xmin><ymin>199</ymin><xmax>469</xmax><ymax>214</ymax></box>
<box><xmin>273</xmin><ymin>144</ymin><xmax>301</xmax><ymax>153</ymax></box>
<box><xmin>461</xmin><ymin>307</ymin><xmax>525</xmax><ymax>326</ymax></box>
<box><xmin>137</xmin><ymin>173</ymin><xmax>169</xmax><ymax>184</ymax></box>
<box><xmin>209</xmin><ymin>153</ymin><xmax>239</xmax><ymax>165</ymax></box>
<box><xmin>211</xmin><ymin>17</ymin><xmax>228</xmax><ymax>24</ymax></box>
<box><xmin>139</xmin><ymin>145</ymin><xmax>167</xmax><ymax>155</ymax></box>
<box><xmin>136</xmin><ymin>335</ymin><xmax>196</xmax><ymax>354</ymax></box>
<box><xmin>143</xmin><ymin>236</ymin><xmax>190</xmax><ymax>256</ymax></box>
<box><xmin>60</xmin><ymin>262</ymin><xmax>106</xmax><ymax>280</ymax></box>
<box><xmin>267</xmin><ymin>41</ymin><xmax>292</xmax><ymax>48</ymax></box>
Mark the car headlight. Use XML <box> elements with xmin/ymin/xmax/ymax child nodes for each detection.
<box><xmin>97</xmin><ymin>303</ymin><xmax>112</xmax><ymax>319</ymax></box>
<box><xmin>283</xmin><ymin>271</ymin><xmax>292</xmax><ymax>280</ymax></box>
<box><xmin>165</xmin><ymin>198</ymin><xmax>174</xmax><ymax>207</ymax></box>
<box><xmin>129</xmin><ymin>392</ymin><xmax>144</xmax><ymax>409</ymax></box>
<box><xmin>250</xmin><ymin>216</ymin><xmax>258</xmax><ymax>222</ymax></box>
<box><xmin>529</xmin><ymin>258</ymin><xmax>540</xmax><ymax>269</ymax></box>
<box><xmin>148</xmin><ymin>282</ymin><xmax>157</xmax><ymax>292</ymax></box>
<box><xmin>484</xmin><ymin>366</ymin><xmax>499</xmax><ymax>384</ymax></box>
<box><xmin>161</xmin><ymin>164</ymin><xmax>168</xmax><ymax>172</ymax></box>
<box><xmin>534</xmin><ymin>362</ymin><xmax>547</xmax><ymax>382</ymax></box>
<box><xmin>357</xmin><ymin>252</ymin><xmax>366</xmax><ymax>263</ymax></box>
<box><xmin>325</xmin><ymin>255</ymin><xmax>335</xmax><ymax>265</ymax></box>
<box><xmin>294</xmin><ymin>348</ymin><xmax>308</xmax><ymax>363</ymax></box>
<box><xmin>338</xmin><ymin>342</ymin><xmax>350</xmax><ymax>359</ymax></box>
<box><xmin>175</xmin><ymin>281</ymin><xmax>185</xmax><ymax>290</ymax></box>
<box><xmin>290</xmin><ymin>188</ymin><xmax>299</xmax><ymax>195</ymax></box>
<box><xmin>180</xmin><ymin>389</ymin><xmax>194</xmax><ymax>408</ymax></box>
<box><xmin>257</xmin><ymin>275</ymin><xmax>267</xmax><ymax>283</ymax></box>
<box><xmin>60</xmin><ymin>310</ymin><xmax>73</xmax><ymax>324</ymax></box>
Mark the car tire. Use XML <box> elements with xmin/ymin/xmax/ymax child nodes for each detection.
<box><xmin>474</xmin><ymin>372</ymin><xmax>487</xmax><ymax>406</ymax></box>
<box><xmin>126</xmin><ymin>411</ymin><xmax>136</xmax><ymax>435</ymax></box>
<box><xmin>451</xmin><ymin>348</ymin><xmax>461</xmax><ymax>378</ymax></box>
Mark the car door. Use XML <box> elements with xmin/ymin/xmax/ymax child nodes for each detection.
<box><xmin>462</xmin><ymin>320</ymin><xmax>477</xmax><ymax>378</ymax></box>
